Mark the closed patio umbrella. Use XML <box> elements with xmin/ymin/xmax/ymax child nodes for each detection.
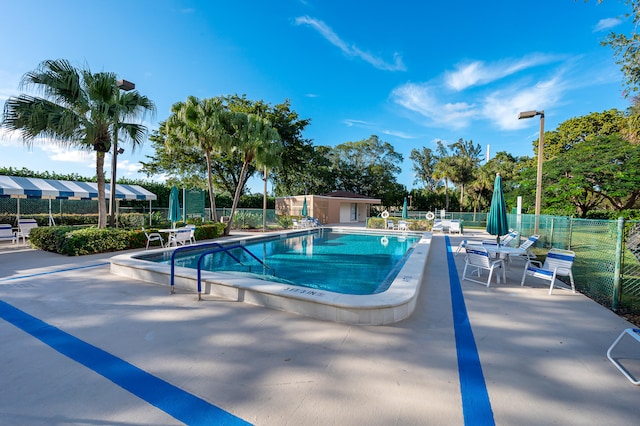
<box><xmin>168</xmin><ymin>185</ymin><xmax>182</xmax><ymax>228</ymax></box>
<box><xmin>301</xmin><ymin>197</ymin><xmax>308</xmax><ymax>217</ymax></box>
<box><xmin>402</xmin><ymin>197</ymin><xmax>408</xmax><ymax>219</ymax></box>
<box><xmin>486</xmin><ymin>173</ymin><xmax>509</xmax><ymax>245</ymax></box>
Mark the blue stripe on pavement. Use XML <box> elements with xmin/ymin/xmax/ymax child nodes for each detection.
<box><xmin>0</xmin><ymin>300</ymin><xmax>251</xmax><ymax>426</ymax></box>
<box><xmin>0</xmin><ymin>263</ymin><xmax>110</xmax><ymax>283</ymax></box>
<box><xmin>445</xmin><ymin>236</ymin><xmax>495</xmax><ymax>426</ymax></box>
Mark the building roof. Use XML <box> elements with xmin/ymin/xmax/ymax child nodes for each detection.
<box><xmin>0</xmin><ymin>175</ymin><xmax>157</xmax><ymax>201</ymax></box>
<box><xmin>320</xmin><ymin>190</ymin><xmax>369</xmax><ymax>199</ymax></box>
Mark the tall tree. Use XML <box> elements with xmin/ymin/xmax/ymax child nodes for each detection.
<box><xmin>432</xmin><ymin>140</ymin><xmax>456</xmax><ymax>210</ymax></box>
<box><xmin>410</xmin><ymin>147</ymin><xmax>439</xmax><ymax>191</ymax></box>
<box><xmin>223</xmin><ymin>113</ymin><xmax>282</xmax><ymax>234</ymax></box>
<box><xmin>165</xmin><ymin>96</ymin><xmax>238</xmax><ymax>221</ymax></box>
<box><xmin>1</xmin><ymin>59</ymin><xmax>155</xmax><ymax>227</ymax></box>
<box><xmin>545</xmin><ymin>134</ymin><xmax>640</xmax><ymax>215</ymax></box>
<box><xmin>330</xmin><ymin>135</ymin><xmax>404</xmax><ymax>205</ymax></box>
<box><xmin>600</xmin><ymin>0</ymin><xmax>640</xmax><ymax>95</ymax></box>
<box><xmin>448</xmin><ymin>138</ymin><xmax>483</xmax><ymax>209</ymax></box>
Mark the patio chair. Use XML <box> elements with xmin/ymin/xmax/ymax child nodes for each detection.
<box><xmin>397</xmin><ymin>220</ymin><xmax>408</xmax><ymax>231</ymax></box>
<box><xmin>607</xmin><ymin>328</ymin><xmax>640</xmax><ymax>385</ymax></box>
<box><xmin>462</xmin><ymin>246</ymin><xmax>505</xmax><ymax>287</ymax></box>
<box><xmin>521</xmin><ymin>248</ymin><xmax>576</xmax><ymax>295</ymax></box>
<box><xmin>432</xmin><ymin>219</ymin><xmax>444</xmax><ymax>233</ymax></box>
<box><xmin>168</xmin><ymin>228</ymin><xmax>192</xmax><ymax>247</ymax></box>
<box><xmin>142</xmin><ymin>227</ymin><xmax>164</xmax><ymax>250</ymax></box>
<box><xmin>16</xmin><ymin>219</ymin><xmax>38</xmax><ymax>244</ymax></box>
<box><xmin>449</xmin><ymin>220</ymin><xmax>462</xmax><ymax>234</ymax></box>
<box><xmin>508</xmin><ymin>234</ymin><xmax>540</xmax><ymax>263</ymax></box>
<box><xmin>292</xmin><ymin>219</ymin><xmax>301</xmax><ymax>229</ymax></box>
<box><xmin>483</xmin><ymin>230</ymin><xmax>518</xmax><ymax>247</ymax></box>
<box><xmin>387</xmin><ymin>220</ymin><xmax>396</xmax><ymax>230</ymax></box>
<box><xmin>187</xmin><ymin>224</ymin><xmax>197</xmax><ymax>244</ymax></box>
<box><xmin>0</xmin><ymin>224</ymin><xmax>16</xmax><ymax>244</ymax></box>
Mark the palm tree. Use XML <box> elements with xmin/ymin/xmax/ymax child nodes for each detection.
<box><xmin>1</xmin><ymin>59</ymin><xmax>155</xmax><ymax>227</ymax></box>
<box><xmin>224</xmin><ymin>113</ymin><xmax>282</xmax><ymax>235</ymax></box>
<box><xmin>166</xmin><ymin>96</ymin><xmax>233</xmax><ymax>222</ymax></box>
<box><xmin>449</xmin><ymin>138</ymin><xmax>483</xmax><ymax>209</ymax></box>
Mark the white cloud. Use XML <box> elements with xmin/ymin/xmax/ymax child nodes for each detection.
<box><xmin>482</xmin><ymin>76</ymin><xmax>564</xmax><ymax>130</ymax></box>
<box><xmin>594</xmin><ymin>17</ymin><xmax>622</xmax><ymax>32</ymax></box>
<box><xmin>391</xmin><ymin>82</ymin><xmax>478</xmax><ymax>129</ymax></box>
<box><xmin>444</xmin><ymin>54</ymin><xmax>563</xmax><ymax>91</ymax></box>
<box><xmin>294</xmin><ymin>16</ymin><xmax>406</xmax><ymax>71</ymax></box>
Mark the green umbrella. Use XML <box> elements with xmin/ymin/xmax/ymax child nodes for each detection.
<box><xmin>486</xmin><ymin>173</ymin><xmax>509</xmax><ymax>245</ymax></box>
<box><xmin>402</xmin><ymin>197</ymin><xmax>408</xmax><ymax>219</ymax></box>
<box><xmin>301</xmin><ymin>197</ymin><xmax>308</xmax><ymax>217</ymax></box>
<box><xmin>168</xmin><ymin>185</ymin><xmax>182</xmax><ymax>228</ymax></box>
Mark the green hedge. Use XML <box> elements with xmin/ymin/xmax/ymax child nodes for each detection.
<box><xmin>28</xmin><ymin>222</ymin><xmax>227</xmax><ymax>256</ymax></box>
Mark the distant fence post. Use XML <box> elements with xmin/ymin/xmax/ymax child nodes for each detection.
<box><xmin>612</xmin><ymin>217</ymin><xmax>625</xmax><ymax>311</ymax></box>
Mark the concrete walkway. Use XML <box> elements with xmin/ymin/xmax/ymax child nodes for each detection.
<box><xmin>0</xmin><ymin>232</ymin><xmax>638</xmax><ymax>425</ymax></box>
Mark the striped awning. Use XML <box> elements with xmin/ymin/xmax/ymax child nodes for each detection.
<box><xmin>0</xmin><ymin>175</ymin><xmax>157</xmax><ymax>201</ymax></box>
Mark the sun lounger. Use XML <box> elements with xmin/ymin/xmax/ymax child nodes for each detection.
<box><xmin>16</xmin><ymin>219</ymin><xmax>38</xmax><ymax>244</ymax></box>
<box><xmin>0</xmin><ymin>224</ymin><xmax>16</xmax><ymax>244</ymax></box>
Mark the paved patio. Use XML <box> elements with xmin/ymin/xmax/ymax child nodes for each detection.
<box><xmin>0</xmin><ymin>231</ymin><xmax>638</xmax><ymax>425</ymax></box>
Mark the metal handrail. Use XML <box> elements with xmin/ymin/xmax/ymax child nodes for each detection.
<box><xmin>169</xmin><ymin>242</ymin><xmax>272</xmax><ymax>298</ymax></box>
<box><xmin>195</xmin><ymin>244</ymin><xmax>272</xmax><ymax>300</ymax></box>
<box><xmin>170</xmin><ymin>242</ymin><xmax>242</xmax><ymax>293</ymax></box>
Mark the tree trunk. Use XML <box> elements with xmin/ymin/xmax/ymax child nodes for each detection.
<box><xmin>205</xmin><ymin>151</ymin><xmax>217</xmax><ymax>222</ymax></box>
<box><xmin>96</xmin><ymin>152</ymin><xmax>107</xmax><ymax>228</ymax></box>
<box><xmin>225</xmin><ymin>160</ymin><xmax>249</xmax><ymax>236</ymax></box>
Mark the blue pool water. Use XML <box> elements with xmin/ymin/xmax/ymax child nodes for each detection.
<box><xmin>140</xmin><ymin>230</ymin><xmax>420</xmax><ymax>295</ymax></box>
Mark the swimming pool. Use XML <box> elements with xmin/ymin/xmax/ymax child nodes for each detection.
<box><xmin>137</xmin><ymin>230</ymin><xmax>420</xmax><ymax>295</ymax></box>
<box><xmin>110</xmin><ymin>228</ymin><xmax>433</xmax><ymax>325</ymax></box>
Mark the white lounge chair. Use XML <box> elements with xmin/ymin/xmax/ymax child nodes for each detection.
<box><xmin>387</xmin><ymin>220</ymin><xmax>395</xmax><ymax>230</ymax></box>
<box><xmin>432</xmin><ymin>219</ymin><xmax>444</xmax><ymax>233</ymax></box>
<box><xmin>142</xmin><ymin>227</ymin><xmax>164</xmax><ymax>250</ymax></box>
<box><xmin>397</xmin><ymin>220</ymin><xmax>408</xmax><ymax>231</ymax></box>
<box><xmin>462</xmin><ymin>246</ymin><xmax>505</xmax><ymax>287</ymax></box>
<box><xmin>521</xmin><ymin>248</ymin><xmax>576</xmax><ymax>294</ymax></box>
<box><xmin>16</xmin><ymin>219</ymin><xmax>38</xmax><ymax>244</ymax></box>
<box><xmin>508</xmin><ymin>234</ymin><xmax>540</xmax><ymax>263</ymax></box>
<box><xmin>0</xmin><ymin>224</ymin><xmax>16</xmax><ymax>244</ymax></box>
<box><xmin>449</xmin><ymin>220</ymin><xmax>462</xmax><ymax>234</ymax></box>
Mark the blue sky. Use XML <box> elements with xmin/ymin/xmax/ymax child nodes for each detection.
<box><xmin>0</xmin><ymin>0</ymin><xmax>634</xmax><ymax>193</ymax></box>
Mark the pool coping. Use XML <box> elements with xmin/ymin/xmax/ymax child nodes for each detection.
<box><xmin>109</xmin><ymin>227</ymin><xmax>432</xmax><ymax>325</ymax></box>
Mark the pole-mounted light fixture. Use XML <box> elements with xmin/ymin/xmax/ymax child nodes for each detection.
<box><xmin>108</xmin><ymin>79</ymin><xmax>136</xmax><ymax>227</ymax></box>
<box><xmin>518</xmin><ymin>109</ymin><xmax>545</xmax><ymax>233</ymax></box>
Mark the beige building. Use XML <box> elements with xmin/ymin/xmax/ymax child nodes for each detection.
<box><xmin>276</xmin><ymin>191</ymin><xmax>382</xmax><ymax>225</ymax></box>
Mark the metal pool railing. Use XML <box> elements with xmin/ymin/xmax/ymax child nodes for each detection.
<box><xmin>169</xmin><ymin>242</ymin><xmax>272</xmax><ymax>299</ymax></box>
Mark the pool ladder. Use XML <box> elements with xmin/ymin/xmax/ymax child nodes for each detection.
<box><xmin>170</xmin><ymin>242</ymin><xmax>273</xmax><ymax>300</ymax></box>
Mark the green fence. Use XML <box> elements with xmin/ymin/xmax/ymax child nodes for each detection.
<box><xmin>503</xmin><ymin>214</ymin><xmax>640</xmax><ymax>314</ymax></box>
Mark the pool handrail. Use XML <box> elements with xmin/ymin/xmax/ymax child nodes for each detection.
<box><xmin>170</xmin><ymin>242</ymin><xmax>243</xmax><ymax>293</ymax></box>
<box><xmin>195</xmin><ymin>244</ymin><xmax>273</xmax><ymax>300</ymax></box>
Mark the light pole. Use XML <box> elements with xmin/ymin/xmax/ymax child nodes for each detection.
<box><xmin>109</xmin><ymin>79</ymin><xmax>135</xmax><ymax>228</ymax></box>
<box><xmin>518</xmin><ymin>109</ymin><xmax>545</xmax><ymax>233</ymax></box>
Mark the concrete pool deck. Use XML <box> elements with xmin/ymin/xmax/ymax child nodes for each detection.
<box><xmin>0</xmin><ymin>230</ymin><xmax>639</xmax><ymax>425</ymax></box>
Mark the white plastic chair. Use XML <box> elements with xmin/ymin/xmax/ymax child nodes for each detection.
<box><xmin>387</xmin><ymin>220</ymin><xmax>395</xmax><ymax>230</ymax></box>
<box><xmin>16</xmin><ymin>219</ymin><xmax>38</xmax><ymax>244</ymax></box>
<box><xmin>169</xmin><ymin>228</ymin><xmax>192</xmax><ymax>247</ymax></box>
<box><xmin>187</xmin><ymin>225</ymin><xmax>197</xmax><ymax>244</ymax></box>
<box><xmin>449</xmin><ymin>220</ymin><xmax>462</xmax><ymax>234</ymax></box>
<box><xmin>142</xmin><ymin>227</ymin><xmax>164</xmax><ymax>250</ymax></box>
<box><xmin>462</xmin><ymin>246</ymin><xmax>505</xmax><ymax>287</ymax></box>
<box><xmin>521</xmin><ymin>248</ymin><xmax>576</xmax><ymax>294</ymax></box>
<box><xmin>397</xmin><ymin>220</ymin><xmax>408</xmax><ymax>231</ymax></box>
<box><xmin>607</xmin><ymin>328</ymin><xmax>640</xmax><ymax>385</ymax></box>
